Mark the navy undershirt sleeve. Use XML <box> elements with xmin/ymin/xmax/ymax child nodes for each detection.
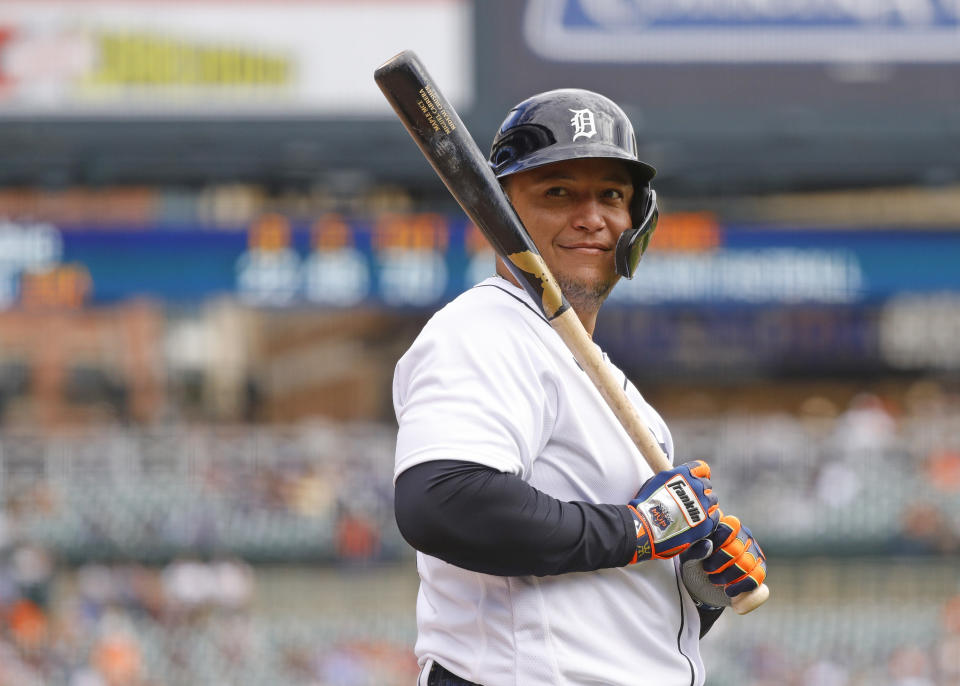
<box><xmin>394</xmin><ymin>459</ymin><xmax>636</xmax><ymax>576</ymax></box>
<box><xmin>395</xmin><ymin>459</ymin><xmax>725</xmax><ymax>636</ymax></box>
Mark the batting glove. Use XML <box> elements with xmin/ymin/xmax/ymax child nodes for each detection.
<box><xmin>702</xmin><ymin>512</ymin><xmax>767</xmax><ymax>597</ymax></box>
<box><xmin>627</xmin><ymin>460</ymin><xmax>720</xmax><ymax>564</ymax></box>
<box><xmin>678</xmin><ymin>539</ymin><xmax>730</xmax><ymax>609</ymax></box>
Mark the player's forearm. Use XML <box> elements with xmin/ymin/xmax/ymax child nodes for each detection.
<box><xmin>394</xmin><ymin>460</ymin><xmax>636</xmax><ymax>576</ymax></box>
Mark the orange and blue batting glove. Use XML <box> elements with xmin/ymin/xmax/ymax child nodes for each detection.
<box><xmin>702</xmin><ymin>512</ymin><xmax>767</xmax><ymax>597</ymax></box>
<box><xmin>627</xmin><ymin>460</ymin><xmax>720</xmax><ymax>564</ymax></box>
<box><xmin>679</xmin><ymin>537</ymin><xmax>730</xmax><ymax>609</ymax></box>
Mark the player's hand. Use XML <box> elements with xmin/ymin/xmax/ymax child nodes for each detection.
<box><xmin>678</xmin><ymin>538</ymin><xmax>730</xmax><ymax>609</ymax></box>
<box><xmin>627</xmin><ymin>460</ymin><xmax>720</xmax><ymax>564</ymax></box>
<box><xmin>702</xmin><ymin>512</ymin><xmax>767</xmax><ymax>597</ymax></box>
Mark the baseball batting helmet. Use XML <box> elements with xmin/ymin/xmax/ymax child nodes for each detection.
<box><xmin>489</xmin><ymin>88</ymin><xmax>659</xmax><ymax>279</ymax></box>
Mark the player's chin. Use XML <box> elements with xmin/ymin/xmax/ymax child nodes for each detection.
<box><xmin>556</xmin><ymin>256</ymin><xmax>615</xmax><ymax>283</ymax></box>
<box><xmin>557</xmin><ymin>271</ymin><xmax>618</xmax><ymax>305</ymax></box>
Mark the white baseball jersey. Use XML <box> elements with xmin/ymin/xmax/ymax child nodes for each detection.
<box><xmin>393</xmin><ymin>276</ymin><xmax>705</xmax><ymax>686</ymax></box>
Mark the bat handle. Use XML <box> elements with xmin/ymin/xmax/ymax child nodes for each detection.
<box><xmin>550</xmin><ymin>311</ymin><xmax>771</xmax><ymax>614</ymax></box>
<box><xmin>731</xmin><ymin>583</ymin><xmax>769</xmax><ymax>615</ymax></box>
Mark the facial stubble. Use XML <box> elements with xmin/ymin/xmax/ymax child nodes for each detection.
<box><xmin>557</xmin><ymin>272</ymin><xmax>618</xmax><ymax>316</ymax></box>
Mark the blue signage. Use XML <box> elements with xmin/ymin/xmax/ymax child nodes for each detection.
<box><xmin>0</xmin><ymin>217</ymin><xmax>958</xmax><ymax>308</ymax></box>
<box><xmin>524</xmin><ymin>0</ymin><xmax>960</xmax><ymax>62</ymax></box>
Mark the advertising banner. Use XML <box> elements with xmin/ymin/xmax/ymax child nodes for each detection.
<box><xmin>1</xmin><ymin>215</ymin><xmax>959</xmax><ymax>309</ymax></box>
<box><xmin>4</xmin><ymin>215</ymin><xmax>959</xmax><ymax>373</ymax></box>
<box><xmin>524</xmin><ymin>0</ymin><xmax>960</xmax><ymax>63</ymax></box>
<box><xmin>0</xmin><ymin>1</ymin><xmax>472</xmax><ymax>116</ymax></box>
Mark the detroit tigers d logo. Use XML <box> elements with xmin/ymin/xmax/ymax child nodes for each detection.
<box><xmin>569</xmin><ymin>108</ymin><xmax>597</xmax><ymax>140</ymax></box>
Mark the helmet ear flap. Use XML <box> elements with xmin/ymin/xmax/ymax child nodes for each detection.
<box><xmin>615</xmin><ymin>187</ymin><xmax>659</xmax><ymax>279</ymax></box>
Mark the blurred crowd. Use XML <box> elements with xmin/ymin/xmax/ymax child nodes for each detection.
<box><xmin>1</xmin><ymin>384</ymin><xmax>958</xmax><ymax>563</ymax></box>
<box><xmin>0</xmin><ymin>423</ymin><xmax>399</xmax><ymax>564</ymax></box>
<box><xmin>703</xmin><ymin>593</ymin><xmax>960</xmax><ymax>686</ymax></box>
<box><xmin>669</xmin><ymin>381</ymin><xmax>960</xmax><ymax>555</ymax></box>
<box><xmin>0</xmin><ymin>423</ymin><xmax>409</xmax><ymax>684</ymax></box>
<box><xmin>0</xmin><ymin>547</ymin><xmax>417</xmax><ymax>686</ymax></box>
<box><xmin>0</xmin><ymin>547</ymin><xmax>250</xmax><ymax>686</ymax></box>
<box><xmin>0</xmin><ymin>383</ymin><xmax>958</xmax><ymax>684</ymax></box>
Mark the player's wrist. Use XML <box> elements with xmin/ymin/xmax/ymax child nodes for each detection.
<box><xmin>627</xmin><ymin>505</ymin><xmax>653</xmax><ymax>564</ymax></box>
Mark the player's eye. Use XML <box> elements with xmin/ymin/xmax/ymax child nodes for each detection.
<box><xmin>545</xmin><ymin>186</ymin><xmax>569</xmax><ymax>197</ymax></box>
<box><xmin>602</xmin><ymin>188</ymin><xmax>626</xmax><ymax>200</ymax></box>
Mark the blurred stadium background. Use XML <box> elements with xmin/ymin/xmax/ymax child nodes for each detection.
<box><xmin>0</xmin><ymin>1</ymin><xmax>959</xmax><ymax>685</ymax></box>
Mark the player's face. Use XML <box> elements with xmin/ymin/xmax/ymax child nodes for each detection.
<box><xmin>504</xmin><ymin>157</ymin><xmax>634</xmax><ymax>309</ymax></box>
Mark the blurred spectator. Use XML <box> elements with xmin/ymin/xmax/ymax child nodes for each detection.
<box><xmin>314</xmin><ymin>640</ymin><xmax>419</xmax><ymax>686</ymax></box>
<box><xmin>925</xmin><ymin>449</ymin><xmax>960</xmax><ymax>493</ymax></box>
<box><xmin>742</xmin><ymin>642</ymin><xmax>792</xmax><ymax>686</ymax></box>
<box><xmin>813</xmin><ymin>459</ymin><xmax>862</xmax><ymax>510</ymax></box>
<box><xmin>898</xmin><ymin>502</ymin><xmax>959</xmax><ymax>554</ymax></box>
<box><xmin>886</xmin><ymin>644</ymin><xmax>935</xmax><ymax>686</ymax></box>
<box><xmin>91</xmin><ymin>614</ymin><xmax>143</xmax><ymax>686</ymax></box>
<box><xmin>10</xmin><ymin>544</ymin><xmax>53</xmax><ymax>608</ymax></box>
<box><xmin>162</xmin><ymin>557</ymin><xmax>220</xmax><ymax>619</ymax></box>
<box><xmin>335</xmin><ymin>509</ymin><xmax>381</xmax><ymax>564</ymax></box>
<box><xmin>797</xmin><ymin>395</ymin><xmax>839</xmax><ymax>441</ymax></box>
<box><xmin>801</xmin><ymin>658</ymin><xmax>848</xmax><ymax>686</ymax></box>
<box><xmin>68</xmin><ymin>667</ymin><xmax>106</xmax><ymax>686</ymax></box>
<box><xmin>834</xmin><ymin>392</ymin><xmax>898</xmax><ymax>456</ymax></box>
<box><xmin>934</xmin><ymin>595</ymin><xmax>960</xmax><ymax>684</ymax></box>
<box><xmin>211</xmin><ymin>611</ymin><xmax>255</xmax><ymax>670</ymax></box>
<box><xmin>316</xmin><ymin>643</ymin><xmax>369</xmax><ymax>686</ymax></box>
<box><xmin>903</xmin><ymin>380</ymin><xmax>950</xmax><ymax>419</ymax></box>
<box><xmin>77</xmin><ymin>564</ymin><xmax>115</xmax><ymax>624</ymax></box>
<box><xmin>7</xmin><ymin>597</ymin><xmax>47</xmax><ymax>651</ymax></box>
<box><xmin>286</xmin><ymin>464</ymin><xmax>337</xmax><ymax>517</ymax></box>
<box><xmin>210</xmin><ymin>557</ymin><xmax>254</xmax><ymax>612</ymax></box>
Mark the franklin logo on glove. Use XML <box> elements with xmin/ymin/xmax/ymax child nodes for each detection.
<box><xmin>628</xmin><ymin>461</ymin><xmax>720</xmax><ymax>563</ymax></box>
<box><xmin>666</xmin><ymin>476</ymin><xmax>705</xmax><ymax>525</ymax></box>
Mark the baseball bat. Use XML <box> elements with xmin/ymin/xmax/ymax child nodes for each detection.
<box><xmin>374</xmin><ymin>50</ymin><xmax>768</xmax><ymax>615</ymax></box>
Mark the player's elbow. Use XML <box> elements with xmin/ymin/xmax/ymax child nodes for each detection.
<box><xmin>394</xmin><ymin>465</ymin><xmax>447</xmax><ymax>554</ymax></box>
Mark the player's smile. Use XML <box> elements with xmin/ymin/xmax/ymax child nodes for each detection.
<box><xmin>503</xmin><ymin>157</ymin><xmax>634</xmax><ymax>299</ymax></box>
<box><xmin>559</xmin><ymin>241</ymin><xmax>611</xmax><ymax>254</ymax></box>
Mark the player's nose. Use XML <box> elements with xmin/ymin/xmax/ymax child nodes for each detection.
<box><xmin>570</xmin><ymin>197</ymin><xmax>606</xmax><ymax>232</ymax></box>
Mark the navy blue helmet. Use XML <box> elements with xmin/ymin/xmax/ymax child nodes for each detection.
<box><xmin>489</xmin><ymin>89</ymin><xmax>658</xmax><ymax>279</ymax></box>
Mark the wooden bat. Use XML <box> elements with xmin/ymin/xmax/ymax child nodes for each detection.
<box><xmin>374</xmin><ymin>49</ymin><xmax>768</xmax><ymax>615</ymax></box>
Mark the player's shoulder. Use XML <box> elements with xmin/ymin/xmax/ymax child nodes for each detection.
<box><xmin>424</xmin><ymin>276</ymin><xmax>549</xmax><ymax>335</ymax></box>
<box><xmin>399</xmin><ymin>277</ymin><xmax>554</xmax><ymax>372</ymax></box>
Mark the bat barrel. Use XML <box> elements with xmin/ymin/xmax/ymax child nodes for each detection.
<box><xmin>375</xmin><ymin>51</ymin><xmax>570</xmax><ymax>320</ymax></box>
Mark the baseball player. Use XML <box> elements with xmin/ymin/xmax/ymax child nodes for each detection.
<box><xmin>393</xmin><ymin>89</ymin><xmax>767</xmax><ymax>686</ymax></box>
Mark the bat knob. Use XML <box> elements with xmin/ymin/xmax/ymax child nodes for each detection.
<box><xmin>731</xmin><ymin>583</ymin><xmax>770</xmax><ymax>615</ymax></box>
